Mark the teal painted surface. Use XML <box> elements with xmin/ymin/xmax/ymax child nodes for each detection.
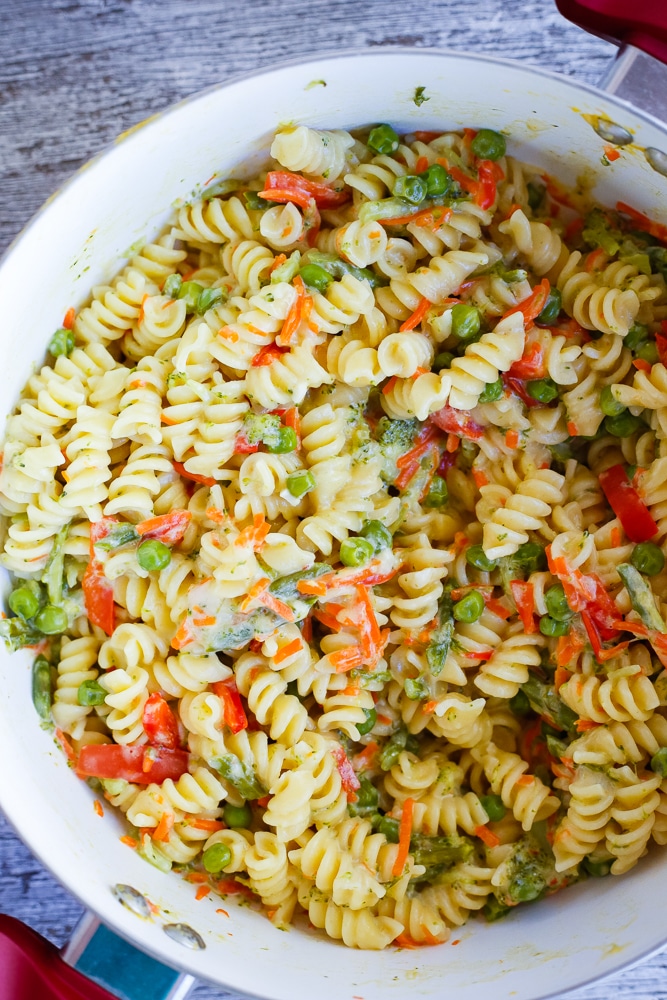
<box><xmin>74</xmin><ymin>923</ymin><xmax>181</xmax><ymax>1000</ymax></box>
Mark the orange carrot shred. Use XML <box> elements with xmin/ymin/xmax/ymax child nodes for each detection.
<box><xmin>475</xmin><ymin>824</ymin><xmax>501</xmax><ymax>848</ymax></box>
<box><xmin>153</xmin><ymin>814</ymin><xmax>175</xmax><ymax>842</ymax></box>
<box><xmin>63</xmin><ymin>307</ymin><xmax>76</xmax><ymax>330</ymax></box>
<box><xmin>392</xmin><ymin>797</ymin><xmax>414</xmax><ymax>877</ymax></box>
<box><xmin>93</xmin><ymin>799</ymin><xmax>104</xmax><ymax>818</ymax></box>
<box><xmin>399</xmin><ymin>296</ymin><xmax>431</xmax><ymax>332</ymax></box>
<box><xmin>516</xmin><ymin>774</ymin><xmax>535</xmax><ymax>787</ymax></box>
<box><xmin>505</xmin><ymin>429</ymin><xmax>519</xmax><ymax>449</ymax></box>
<box><xmin>216</xmin><ymin>908</ymin><xmax>230</xmax><ymax>917</ymax></box>
<box><xmin>610</xmin><ymin>526</ymin><xmax>622</xmax><ymax>548</ymax></box>
<box><xmin>120</xmin><ymin>835</ymin><xmax>138</xmax><ymax>849</ymax></box>
<box><xmin>297</xmin><ymin>578</ymin><xmax>326</xmax><ymax>597</ymax></box>
<box><xmin>272</xmin><ymin>637</ymin><xmax>302</xmax><ymax>664</ymax></box>
<box><xmin>196</xmin><ymin>885</ymin><xmax>212</xmax><ymax>901</ymax></box>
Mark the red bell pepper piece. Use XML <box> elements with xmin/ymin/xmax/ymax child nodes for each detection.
<box><xmin>82</xmin><ymin>560</ymin><xmax>115</xmax><ymax>636</ymax></box>
<box><xmin>502</xmin><ymin>278</ymin><xmax>550</xmax><ymax>330</ymax></box>
<box><xmin>431</xmin><ymin>405</ymin><xmax>485</xmax><ymax>441</ymax></box>
<box><xmin>599</xmin><ymin>464</ymin><xmax>658</xmax><ymax>544</ymax></box>
<box><xmin>510</xmin><ymin>580</ymin><xmax>537</xmax><ymax>634</ymax></box>
<box><xmin>251</xmin><ymin>344</ymin><xmax>288</xmax><ymax>367</ymax></box>
<box><xmin>136</xmin><ymin>510</ymin><xmax>192</xmax><ymax>546</ymax></box>
<box><xmin>212</xmin><ymin>679</ymin><xmax>248</xmax><ymax>734</ymax></box>
<box><xmin>656</xmin><ymin>329</ymin><xmax>667</xmax><ymax>368</ymax></box>
<box><xmin>507</xmin><ymin>342</ymin><xmax>546</xmax><ymax>380</ymax></box>
<box><xmin>503</xmin><ymin>376</ymin><xmax>542</xmax><ymax>408</ymax></box>
<box><xmin>142</xmin><ymin>693</ymin><xmax>181</xmax><ymax>749</ymax></box>
<box><xmin>476</xmin><ymin>160</ymin><xmax>504</xmax><ymax>211</ymax></box>
<box><xmin>77</xmin><ymin>744</ymin><xmax>190</xmax><ymax>784</ymax></box>
<box><xmin>172</xmin><ymin>461</ymin><xmax>216</xmax><ymax>487</ymax></box>
<box><xmin>330</xmin><ymin>744</ymin><xmax>361</xmax><ymax>801</ymax></box>
<box><xmin>259</xmin><ymin>171</ymin><xmax>350</xmax><ymax>209</ymax></box>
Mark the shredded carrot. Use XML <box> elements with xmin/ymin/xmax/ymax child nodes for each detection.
<box><xmin>272</xmin><ymin>637</ymin><xmax>302</xmax><ymax>664</ymax></box>
<box><xmin>55</xmin><ymin>728</ymin><xmax>77</xmax><ymax>766</ymax></box>
<box><xmin>554</xmin><ymin>666</ymin><xmax>571</xmax><ymax>693</ymax></box>
<box><xmin>415</xmin><ymin>155</ymin><xmax>429</xmax><ymax>174</ymax></box>
<box><xmin>475</xmin><ymin>824</ymin><xmax>500</xmax><ymax>848</ymax></box>
<box><xmin>472</xmin><ymin>468</ymin><xmax>488</xmax><ymax>488</ymax></box>
<box><xmin>297</xmin><ymin>578</ymin><xmax>326</xmax><ymax>597</ymax></box>
<box><xmin>394</xmin><ymin>934</ymin><xmax>420</xmax><ymax>950</ymax></box>
<box><xmin>205</xmin><ymin>506</ymin><xmax>227</xmax><ymax>523</ymax></box>
<box><xmin>329</xmin><ymin>646</ymin><xmax>365</xmax><ymax>672</ymax></box>
<box><xmin>566</xmin><ymin>420</ymin><xmax>579</xmax><ymax>436</ymax></box>
<box><xmin>399</xmin><ymin>296</ymin><xmax>431</xmax><ymax>332</ymax></box>
<box><xmin>153</xmin><ymin>813</ymin><xmax>175</xmax><ymax>842</ymax></box>
<box><xmin>63</xmin><ymin>307</ymin><xmax>76</xmax><ymax>329</ymax></box>
<box><xmin>382</xmin><ymin>375</ymin><xmax>398</xmax><ymax>396</ymax></box>
<box><xmin>172</xmin><ymin>461</ymin><xmax>216</xmax><ymax>486</ymax></box>
<box><xmin>120</xmin><ymin>835</ymin><xmax>138</xmax><ymax>849</ymax></box>
<box><xmin>185</xmin><ymin>872</ymin><xmax>210</xmax><ymax>883</ymax></box>
<box><xmin>505</xmin><ymin>429</ymin><xmax>520</xmax><ymax>449</ymax></box>
<box><xmin>284</xmin><ymin>407</ymin><xmax>301</xmax><ymax>445</ymax></box>
<box><xmin>301</xmin><ymin>614</ymin><xmax>313</xmax><ymax>643</ymax></box>
<box><xmin>353</xmin><ymin>741</ymin><xmax>379</xmax><ymax>769</ymax></box>
<box><xmin>257</xmin><ymin>590</ymin><xmax>296</xmax><ymax>622</ymax></box>
<box><xmin>161</xmin><ymin>412</ymin><xmax>178</xmax><ymax>425</ymax></box>
<box><xmin>137</xmin><ymin>293</ymin><xmax>150</xmax><ymax>325</ymax></box>
<box><xmin>392</xmin><ymin>798</ymin><xmax>414</xmax><ymax>877</ymax></box>
<box><xmin>239</xmin><ymin>577</ymin><xmax>271</xmax><ymax>612</ymax></box>
<box><xmin>129</xmin><ymin>378</ymin><xmax>149</xmax><ymax>389</ymax></box>
<box><xmin>216</xmin><ymin>908</ymin><xmax>230</xmax><ymax>917</ymax></box>
<box><xmin>196</xmin><ymin>885</ymin><xmax>212</xmax><ymax>901</ymax></box>
<box><xmin>585</xmin><ymin>247</ymin><xmax>607</xmax><ymax>272</ymax></box>
<box><xmin>343</xmin><ymin>683</ymin><xmax>360</xmax><ymax>697</ymax></box>
<box><xmin>610</xmin><ymin>526</ymin><xmax>622</xmax><ymax>548</ymax></box>
<box><xmin>193</xmin><ymin>615</ymin><xmax>216</xmax><ymax>627</ymax></box>
<box><xmin>506</xmin><ymin>203</ymin><xmax>522</xmax><ymax>218</ymax></box>
<box><xmin>575</xmin><ymin>719</ymin><xmax>601</xmax><ymax>732</ymax></box>
<box><xmin>236</xmin><ymin>513</ymin><xmax>271</xmax><ymax>551</ymax></box>
<box><xmin>633</xmin><ymin>358</ymin><xmax>652</xmax><ymax>372</ymax></box>
<box><xmin>171</xmin><ymin>619</ymin><xmax>194</xmax><ymax>650</ymax></box>
<box><xmin>93</xmin><ymin>799</ymin><xmax>104</xmax><ymax>818</ymax></box>
<box><xmin>270</xmin><ymin>253</ymin><xmax>287</xmax><ymax>273</ymax></box>
<box><xmin>277</xmin><ymin>275</ymin><xmax>310</xmax><ymax>346</ymax></box>
<box><xmin>446</xmin><ymin>433</ymin><xmax>459</xmax><ymax>453</ymax></box>
<box><xmin>218</xmin><ymin>326</ymin><xmax>239</xmax><ymax>342</ymax></box>
<box><xmin>516</xmin><ymin>774</ymin><xmax>535</xmax><ymax>787</ymax></box>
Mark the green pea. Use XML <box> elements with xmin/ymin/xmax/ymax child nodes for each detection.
<box><xmin>223</xmin><ymin>802</ymin><xmax>253</xmax><ymax>828</ymax></box>
<box><xmin>539</xmin><ymin>615</ymin><xmax>570</xmax><ymax>637</ymax></box>
<box><xmin>162</xmin><ymin>273</ymin><xmax>183</xmax><ymax>298</ymax></box>
<box><xmin>48</xmin><ymin>328</ymin><xmax>75</xmax><ymax>357</ymax></box>
<box><xmin>196</xmin><ymin>286</ymin><xmax>225</xmax><ymax>314</ymax></box>
<box><xmin>466</xmin><ymin>545</ymin><xmax>498</xmax><ymax>572</ymax></box>
<box><xmin>359</xmin><ymin>520</ymin><xmax>392</xmax><ymax>553</ymax></box>
<box><xmin>34</xmin><ymin>605</ymin><xmax>67</xmax><ymax>635</ymax></box>
<box><xmin>650</xmin><ymin>747</ymin><xmax>667</xmax><ymax>777</ymax></box>
<box><xmin>526</xmin><ymin>182</ymin><xmax>545</xmax><ymax>212</ymax></box>
<box><xmin>509</xmin><ymin>689</ymin><xmax>531</xmax><ymax>716</ymax></box>
<box><xmin>433</xmin><ymin>351</ymin><xmax>454</xmax><ymax>371</ymax></box>
<box><xmin>480</xmin><ymin>794</ymin><xmax>506</xmax><ymax>822</ymax></box>
<box><xmin>453</xmin><ymin>590</ymin><xmax>485</xmax><ymax>623</ymax></box>
<box><xmin>367</xmin><ymin>124</ymin><xmax>400</xmax><ymax>156</ymax></box>
<box><xmin>509</xmin><ymin>872</ymin><xmax>545</xmax><ymax>903</ymax></box>
<box><xmin>32</xmin><ymin>655</ymin><xmax>52</xmax><ymax>722</ymax></box>
<box><xmin>299</xmin><ymin>263</ymin><xmax>334</xmax><ymax>293</ymax></box>
<box><xmin>393</xmin><ymin>174</ymin><xmax>428</xmax><ymax>205</ymax></box>
<box><xmin>599</xmin><ymin>384</ymin><xmax>626</xmax><ymax>417</ymax></box>
<box><xmin>471</xmin><ymin>129</ymin><xmax>506</xmax><ymax>162</ymax></box>
<box><xmin>451</xmin><ymin>303</ymin><xmax>481</xmax><ymax>341</ymax></box>
<box><xmin>357</xmin><ymin>708</ymin><xmax>377</xmax><ymax>736</ymax></box>
<box><xmin>202</xmin><ymin>843</ymin><xmax>233</xmax><ymax>873</ymax></box>
<box><xmin>77</xmin><ymin>679</ymin><xmax>107</xmax><ymax>706</ymax></box>
<box><xmin>582</xmin><ymin>857</ymin><xmax>612</xmax><ymax>878</ymax></box>
<box><xmin>266</xmin><ymin>427</ymin><xmax>298</xmax><ymax>454</ymax></box>
<box><xmin>604</xmin><ymin>412</ymin><xmax>644</xmax><ymax>437</ymax></box>
<box><xmin>9</xmin><ymin>583</ymin><xmax>41</xmax><ymax>620</ymax></box>
<box><xmin>177</xmin><ymin>280</ymin><xmax>205</xmax><ymax>312</ymax></box>
<box><xmin>625</xmin><ymin>322</ymin><xmax>649</xmax><ymax>351</ymax></box>
<box><xmin>545</xmin><ymin>583</ymin><xmax>573</xmax><ymax>622</ymax></box>
<box><xmin>286</xmin><ymin>470</ymin><xmax>315</xmax><ymax>498</ymax></box>
<box><xmin>374</xmin><ymin>815</ymin><xmax>399</xmax><ymax>843</ymax></box>
<box><xmin>631</xmin><ymin>541</ymin><xmax>665</xmax><ymax>576</ymax></box>
<box><xmin>340</xmin><ymin>537</ymin><xmax>374</xmax><ymax>567</ymax></box>
<box><xmin>526</xmin><ymin>378</ymin><xmax>559</xmax><ymax>404</ymax></box>
<box><xmin>423</xmin><ymin>163</ymin><xmax>451</xmax><ymax>196</ymax></box>
<box><xmin>479</xmin><ymin>379</ymin><xmax>504</xmax><ymax>403</ymax></box>
<box><xmin>514</xmin><ymin>542</ymin><xmax>547</xmax><ymax>573</ymax></box>
<box><xmin>137</xmin><ymin>539</ymin><xmax>172</xmax><ymax>572</ymax></box>
<box><xmin>535</xmin><ymin>288</ymin><xmax>562</xmax><ymax>326</ymax></box>
<box><xmin>423</xmin><ymin>474</ymin><xmax>448</xmax><ymax>508</ymax></box>
<box><xmin>636</xmin><ymin>341</ymin><xmax>659</xmax><ymax>365</ymax></box>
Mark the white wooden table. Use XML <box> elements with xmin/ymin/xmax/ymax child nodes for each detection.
<box><xmin>1</xmin><ymin>0</ymin><xmax>666</xmax><ymax>996</ymax></box>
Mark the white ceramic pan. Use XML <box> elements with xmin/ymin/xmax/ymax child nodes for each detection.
<box><xmin>1</xmin><ymin>2</ymin><xmax>667</xmax><ymax>998</ymax></box>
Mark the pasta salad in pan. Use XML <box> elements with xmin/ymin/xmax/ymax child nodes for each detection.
<box><xmin>2</xmin><ymin>121</ymin><xmax>667</xmax><ymax>949</ymax></box>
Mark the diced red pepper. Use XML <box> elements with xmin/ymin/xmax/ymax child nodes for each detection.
<box><xmin>431</xmin><ymin>404</ymin><xmax>485</xmax><ymax>441</ymax></box>
<box><xmin>251</xmin><ymin>344</ymin><xmax>288</xmax><ymax>367</ymax></box>
<box><xmin>233</xmin><ymin>434</ymin><xmax>260</xmax><ymax>454</ymax></box>
<box><xmin>656</xmin><ymin>331</ymin><xmax>667</xmax><ymax>368</ymax></box>
<box><xmin>503</xmin><ymin>376</ymin><xmax>541</xmax><ymax>408</ymax></box>
<box><xmin>510</xmin><ymin>580</ymin><xmax>537</xmax><ymax>634</ymax></box>
<box><xmin>330</xmin><ymin>744</ymin><xmax>361</xmax><ymax>801</ymax></box>
<box><xmin>259</xmin><ymin>171</ymin><xmax>350</xmax><ymax>209</ymax></box>
<box><xmin>172</xmin><ymin>461</ymin><xmax>216</xmax><ymax>487</ymax></box>
<box><xmin>142</xmin><ymin>693</ymin><xmax>181</xmax><ymax>749</ymax></box>
<box><xmin>212</xmin><ymin>679</ymin><xmax>248</xmax><ymax>734</ymax></box>
<box><xmin>77</xmin><ymin>745</ymin><xmax>190</xmax><ymax>784</ymax></box>
<box><xmin>82</xmin><ymin>560</ymin><xmax>115</xmax><ymax>636</ymax></box>
<box><xmin>502</xmin><ymin>278</ymin><xmax>550</xmax><ymax>330</ymax></box>
<box><xmin>507</xmin><ymin>342</ymin><xmax>546</xmax><ymax>380</ymax></box>
<box><xmin>599</xmin><ymin>464</ymin><xmax>658</xmax><ymax>544</ymax></box>
<box><xmin>136</xmin><ymin>510</ymin><xmax>192</xmax><ymax>546</ymax></box>
<box><xmin>476</xmin><ymin>160</ymin><xmax>504</xmax><ymax>211</ymax></box>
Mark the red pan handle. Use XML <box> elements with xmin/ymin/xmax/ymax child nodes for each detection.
<box><xmin>556</xmin><ymin>0</ymin><xmax>667</xmax><ymax>65</ymax></box>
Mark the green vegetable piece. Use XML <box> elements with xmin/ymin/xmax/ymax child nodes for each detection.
<box><xmin>526</xmin><ymin>182</ymin><xmax>545</xmax><ymax>212</ymax></box>
<box><xmin>201</xmin><ymin>178</ymin><xmax>243</xmax><ymax>201</ymax></box>
<box><xmin>202</xmin><ymin>843</ymin><xmax>233</xmax><ymax>873</ymax></box>
<box><xmin>32</xmin><ymin>654</ymin><xmax>52</xmax><ymax>722</ymax></box>
<box><xmin>348</xmin><ymin>774</ymin><xmax>379</xmax><ymax>817</ymax></box>
<box><xmin>0</xmin><ymin>617</ymin><xmax>44</xmax><ymax>652</ymax></box>
<box><xmin>137</xmin><ymin>539</ymin><xmax>172</xmax><ymax>572</ymax></box>
<box><xmin>223</xmin><ymin>802</ymin><xmax>253</xmax><ymax>828</ymax></box>
<box><xmin>631</xmin><ymin>542</ymin><xmax>665</xmax><ymax>576</ymax></box>
<box><xmin>379</xmin><ymin>726</ymin><xmax>409</xmax><ymax>771</ymax></box>
<box><xmin>545</xmin><ymin>583</ymin><xmax>573</xmax><ymax>622</ymax></box>
<box><xmin>196</xmin><ymin>286</ymin><xmax>226</xmax><ymax>314</ymax></box>
<box><xmin>49</xmin><ymin>327</ymin><xmax>75</xmax><ymax>357</ymax></box>
<box><xmin>545</xmin><ymin>734</ymin><xmax>569</xmax><ymax>761</ymax></box>
<box><xmin>177</xmin><ymin>280</ymin><xmax>205</xmax><ymax>313</ymax></box>
<box><xmin>625</xmin><ymin>322</ymin><xmax>649</xmax><ymax>351</ymax></box>
<box><xmin>94</xmin><ymin>522</ymin><xmax>140</xmax><ymax>551</ymax></box>
<box><xmin>509</xmin><ymin>870</ymin><xmax>545</xmax><ymax>903</ymax></box>
<box><xmin>302</xmin><ymin>249</ymin><xmax>386</xmax><ymax>288</ymax></box>
<box><xmin>34</xmin><ymin>605</ymin><xmax>68</xmax><ymax>635</ymax></box>
<box><xmin>433</xmin><ymin>351</ymin><xmax>455</xmax><ymax>371</ymax></box>
<box><xmin>243</xmin><ymin>412</ymin><xmax>281</xmax><ymax>446</ymax></box>
<box><xmin>213</xmin><ymin>753</ymin><xmax>266</xmax><ymax>800</ymax></box>
<box><xmin>509</xmin><ymin>689</ymin><xmax>531</xmax><ymax>716</ymax></box>
<box><xmin>42</xmin><ymin>523</ymin><xmax>69</xmax><ymax>607</ymax></box>
<box><xmin>599</xmin><ymin>384</ymin><xmax>626</xmax><ymax>417</ymax></box>
<box><xmin>393</xmin><ymin>174</ymin><xmax>428</xmax><ymax>205</ymax></box>
<box><xmin>163</xmin><ymin>273</ymin><xmax>183</xmax><ymax>298</ymax></box>
<box><xmin>413</xmin><ymin>86</ymin><xmax>429</xmax><ymax>107</ymax></box>
<box><xmin>539</xmin><ymin>615</ymin><xmax>569</xmax><ymax>637</ymax></box>
<box><xmin>359</xmin><ymin>519</ymin><xmax>392</xmax><ymax>553</ymax></box>
<box><xmin>423</xmin><ymin>474</ymin><xmax>448</xmax><ymax>508</ymax></box>
<box><xmin>608</xmin><ymin>413</ymin><xmax>647</xmax><ymax>443</ymax></box>
<box><xmin>514</xmin><ymin>542</ymin><xmax>547</xmax><ymax>573</ymax></box>
<box><xmin>636</xmin><ymin>341</ymin><xmax>659</xmax><ymax>365</ymax></box>
<box><xmin>480</xmin><ymin>794</ymin><xmax>506</xmax><ymax>822</ymax></box>
<box><xmin>77</xmin><ymin>679</ymin><xmax>107</xmax><ymax>707</ymax></box>
<box><xmin>404</xmin><ymin>677</ymin><xmax>430</xmax><ymax>701</ymax></box>
<box><xmin>521</xmin><ymin>675</ymin><xmax>578</xmax><ymax>734</ymax></box>
<box><xmin>423</xmin><ymin>163</ymin><xmax>451</xmax><ymax>197</ymax></box>
<box><xmin>286</xmin><ymin>470</ymin><xmax>315</xmax><ymax>498</ymax></box>
<box><xmin>483</xmin><ymin>896</ymin><xmax>512</xmax><ymax>921</ymax></box>
<box><xmin>535</xmin><ymin>288</ymin><xmax>562</xmax><ymax>326</ymax></box>
<box><xmin>373</xmin><ymin>814</ymin><xmax>399</xmax><ymax>842</ymax></box>
<box><xmin>268</xmin><ymin>563</ymin><xmax>329</xmax><ymax>604</ymax></box>
<box><xmin>466</xmin><ymin>544</ymin><xmax>498</xmax><ymax>572</ymax></box>
<box><xmin>650</xmin><ymin>747</ymin><xmax>667</xmax><ymax>777</ymax></box>
<box><xmin>471</xmin><ymin>129</ymin><xmax>506</xmax><ymax>162</ymax></box>
<box><xmin>583</xmin><ymin>857</ymin><xmax>612</xmax><ymax>877</ymax></box>
<box><xmin>527</xmin><ymin>378</ymin><xmax>559</xmax><ymax>404</ymax></box>
<box><xmin>271</xmin><ymin>250</ymin><xmax>301</xmax><ymax>284</ymax></box>
<box><xmin>582</xmin><ymin>207</ymin><xmax>622</xmax><ymax>256</ymax></box>
<box><xmin>244</xmin><ymin>190</ymin><xmax>271</xmax><ymax>210</ymax></box>
<box><xmin>409</xmin><ymin>832</ymin><xmax>475</xmax><ymax>870</ymax></box>
<box><xmin>340</xmin><ymin>537</ymin><xmax>374</xmax><ymax>567</ymax></box>
<box><xmin>367</xmin><ymin>124</ymin><xmax>400</xmax><ymax>156</ymax></box>
<box><xmin>357</xmin><ymin>708</ymin><xmax>377</xmax><ymax>736</ymax></box>
<box><xmin>425</xmin><ymin>592</ymin><xmax>454</xmax><ymax>676</ymax></box>
<box><xmin>451</xmin><ymin>303</ymin><xmax>481</xmax><ymax>341</ymax></box>
<box><xmin>266</xmin><ymin>426</ymin><xmax>298</xmax><ymax>454</ymax></box>
<box><xmin>9</xmin><ymin>582</ymin><xmax>41</xmax><ymax>621</ymax></box>
<box><xmin>453</xmin><ymin>590</ymin><xmax>485</xmax><ymax>623</ymax></box>
<box><xmin>299</xmin><ymin>263</ymin><xmax>334</xmax><ymax>293</ymax></box>
<box><xmin>479</xmin><ymin>378</ymin><xmax>504</xmax><ymax>403</ymax></box>
<box><xmin>617</xmin><ymin>562</ymin><xmax>667</xmax><ymax>633</ymax></box>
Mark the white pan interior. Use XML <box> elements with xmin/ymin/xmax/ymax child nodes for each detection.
<box><xmin>1</xmin><ymin>48</ymin><xmax>667</xmax><ymax>1000</ymax></box>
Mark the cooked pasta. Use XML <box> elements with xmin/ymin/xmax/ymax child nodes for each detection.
<box><xmin>5</xmin><ymin>121</ymin><xmax>667</xmax><ymax>951</ymax></box>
